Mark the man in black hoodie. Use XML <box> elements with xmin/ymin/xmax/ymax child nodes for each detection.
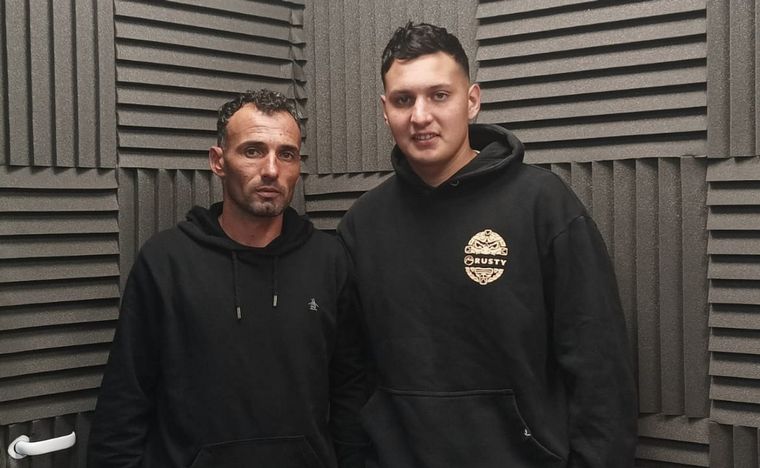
<box><xmin>89</xmin><ymin>89</ymin><xmax>367</xmax><ymax>468</ymax></box>
<box><xmin>338</xmin><ymin>22</ymin><xmax>637</xmax><ymax>468</ymax></box>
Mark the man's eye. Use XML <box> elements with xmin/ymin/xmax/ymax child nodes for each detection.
<box><xmin>394</xmin><ymin>96</ymin><xmax>412</xmax><ymax>106</ymax></box>
<box><xmin>278</xmin><ymin>152</ymin><xmax>299</xmax><ymax>162</ymax></box>
<box><xmin>244</xmin><ymin>147</ymin><xmax>262</xmax><ymax>158</ymax></box>
<box><xmin>433</xmin><ymin>92</ymin><xmax>448</xmax><ymax>101</ymax></box>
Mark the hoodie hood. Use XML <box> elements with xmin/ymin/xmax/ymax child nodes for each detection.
<box><xmin>179</xmin><ymin>202</ymin><xmax>313</xmax><ymax>256</ymax></box>
<box><xmin>391</xmin><ymin>123</ymin><xmax>525</xmax><ymax>191</ymax></box>
<box><xmin>178</xmin><ymin>202</ymin><xmax>315</xmax><ymax>318</ymax></box>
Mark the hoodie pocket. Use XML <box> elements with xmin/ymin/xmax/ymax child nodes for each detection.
<box><xmin>361</xmin><ymin>387</ymin><xmax>564</xmax><ymax>468</ymax></box>
<box><xmin>188</xmin><ymin>435</ymin><xmax>323</xmax><ymax>468</ymax></box>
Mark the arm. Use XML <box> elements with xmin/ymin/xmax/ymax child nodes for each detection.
<box><xmin>87</xmin><ymin>253</ymin><xmax>162</xmax><ymax>468</ymax></box>
<box><xmin>328</xmin><ymin>251</ymin><xmax>371</xmax><ymax>468</ymax></box>
<box><xmin>548</xmin><ymin>215</ymin><xmax>637</xmax><ymax>468</ymax></box>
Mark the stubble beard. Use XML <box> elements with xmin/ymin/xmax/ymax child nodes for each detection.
<box><xmin>246</xmin><ymin>190</ymin><xmax>293</xmax><ymax>218</ymax></box>
<box><xmin>225</xmin><ymin>178</ymin><xmax>293</xmax><ymax>219</ymax></box>
<box><xmin>248</xmin><ymin>201</ymin><xmax>284</xmax><ymax>217</ymax></box>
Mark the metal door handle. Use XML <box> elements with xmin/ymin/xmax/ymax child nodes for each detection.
<box><xmin>7</xmin><ymin>431</ymin><xmax>76</xmax><ymax>459</ymax></box>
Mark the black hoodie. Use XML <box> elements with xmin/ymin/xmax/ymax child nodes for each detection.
<box><xmin>89</xmin><ymin>203</ymin><xmax>368</xmax><ymax>468</ymax></box>
<box><xmin>338</xmin><ymin>124</ymin><xmax>637</xmax><ymax>468</ymax></box>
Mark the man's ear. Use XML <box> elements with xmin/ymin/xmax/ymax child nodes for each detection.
<box><xmin>209</xmin><ymin>146</ymin><xmax>225</xmax><ymax>177</ymax></box>
<box><xmin>467</xmin><ymin>83</ymin><xmax>481</xmax><ymax>121</ymax></box>
<box><xmin>380</xmin><ymin>95</ymin><xmax>389</xmax><ymax>126</ymax></box>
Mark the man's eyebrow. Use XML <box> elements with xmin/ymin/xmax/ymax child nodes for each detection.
<box><xmin>235</xmin><ymin>139</ymin><xmax>265</xmax><ymax>149</ymax></box>
<box><xmin>387</xmin><ymin>83</ymin><xmax>452</xmax><ymax>95</ymax></box>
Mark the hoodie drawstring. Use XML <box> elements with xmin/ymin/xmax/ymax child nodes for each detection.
<box><xmin>231</xmin><ymin>251</ymin><xmax>242</xmax><ymax>320</ymax></box>
<box><xmin>272</xmin><ymin>256</ymin><xmax>279</xmax><ymax>308</ymax></box>
<box><xmin>231</xmin><ymin>252</ymin><xmax>280</xmax><ymax>316</ymax></box>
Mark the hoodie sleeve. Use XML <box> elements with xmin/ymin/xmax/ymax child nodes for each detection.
<box><xmin>328</xmin><ymin>248</ymin><xmax>371</xmax><ymax>468</ymax></box>
<box><xmin>548</xmin><ymin>215</ymin><xmax>638</xmax><ymax>468</ymax></box>
<box><xmin>88</xmin><ymin>252</ymin><xmax>162</xmax><ymax>468</ymax></box>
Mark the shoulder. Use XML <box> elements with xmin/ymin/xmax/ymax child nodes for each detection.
<box><xmin>298</xmin><ymin>229</ymin><xmax>354</xmax><ymax>287</ymax></box>
<box><xmin>307</xmin><ymin>228</ymin><xmax>343</xmax><ymax>253</ymax></box>
<box><xmin>349</xmin><ymin>175</ymin><xmax>397</xmax><ymax>212</ymax></box>
<box><xmin>339</xmin><ymin>175</ymin><xmax>398</xmax><ymax>233</ymax></box>
<box><xmin>298</xmin><ymin>228</ymin><xmax>350</xmax><ymax>265</ymax></box>
<box><xmin>514</xmin><ymin>164</ymin><xmax>587</xmax><ymax>215</ymax></box>
<box><xmin>504</xmin><ymin>164</ymin><xmax>593</xmax><ymax>248</ymax></box>
<box><xmin>128</xmin><ymin>225</ymin><xmax>198</xmax><ymax>279</ymax></box>
<box><xmin>138</xmin><ymin>225</ymin><xmax>189</xmax><ymax>257</ymax></box>
<box><xmin>516</xmin><ymin>163</ymin><xmax>573</xmax><ymax>191</ymax></box>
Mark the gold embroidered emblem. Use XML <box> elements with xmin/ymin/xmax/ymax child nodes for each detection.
<box><xmin>464</xmin><ymin>229</ymin><xmax>508</xmax><ymax>285</ymax></box>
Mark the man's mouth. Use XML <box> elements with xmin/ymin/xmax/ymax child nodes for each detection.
<box><xmin>413</xmin><ymin>133</ymin><xmax>437</xmax><ymax>141</ymax></box>
<box><xmin>256</xmin><ymin>186</ymin><xmax>282</xmax><ymax>196</ymax></box>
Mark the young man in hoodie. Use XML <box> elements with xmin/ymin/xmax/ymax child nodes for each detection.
<box><xmin>338</xmin><ymin>22</ymin><xmax>637</xmax><ymax>468</ymax></box>
<box><xmin>89</xmin><ymin>89</ymin><xmax>368</xmax><ymax>468</ymax></box>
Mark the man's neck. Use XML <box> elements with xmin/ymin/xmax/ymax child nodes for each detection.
<box><xmin>218</xmin><ymin>206</ymin><xmax>283</xmax><ymax>248</ymax></box>
<box><xmin>411</xmin><ymin>145</ymin><xmax>479</xmax><ymax>188</ymax></box>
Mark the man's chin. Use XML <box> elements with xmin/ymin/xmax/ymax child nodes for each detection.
<box><xmin>249</xmin><ymin>201</ymin><xmax>288</xmax><ymax>218</ymax></box>
<box><xmin>401</xmin><ymin>144</ymin><xmax>441</xmax><ymax>160</ymax></box>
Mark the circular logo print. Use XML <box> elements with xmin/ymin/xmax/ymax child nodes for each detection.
<box><xmin>464</xmin><ymin>229</ymin><xmax>508</xmax><ymax>285</ymax></box>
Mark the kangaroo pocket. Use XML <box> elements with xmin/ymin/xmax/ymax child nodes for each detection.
<box><xmin>188</xmin><ymin>435</ymin><xmax>323</xmax><ymax>468</ymax></box>
<box><xmin>361</xmin><ymin>388</ymin><xmax>564</xmax><ymax>468</ymax></box>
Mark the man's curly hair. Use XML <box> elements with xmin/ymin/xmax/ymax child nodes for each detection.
<box><xmin>216</xmin><ymin>89</ymin><xmax>302</xmax><ymax>147</ymax></box>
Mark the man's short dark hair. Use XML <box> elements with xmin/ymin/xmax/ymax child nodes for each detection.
<box><xmin>216</xmin><ymin>89</ymin><xmax>301</xmax><ymax>147</ymax></box>
<box><xmin>381</xmin><ymin>22</ymin><xmax>470</xmax><ymax>84</ymax></box>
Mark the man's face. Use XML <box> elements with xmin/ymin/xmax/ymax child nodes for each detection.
<box><xmin>209</xmin><ymin>104</ymin><xmax>301</xmax><ymax>219</ymax></box>
<box><xmin>381</xmin><ymin>51</ymin><xmax>480</xmax><ymax>182</ymax></box>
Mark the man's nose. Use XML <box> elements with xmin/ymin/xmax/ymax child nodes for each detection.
<box><xmin>411</xmin><ymin>100</ymin><xmax>433</xmax><ymax>125</ymax></box>
<box><xmin>260</xmin><ymin>152</ymin><xmax>279</xmax><ymax>178</ymax></box>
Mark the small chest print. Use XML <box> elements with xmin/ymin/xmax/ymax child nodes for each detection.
<box><xmin>463</xmin><ymin>229</ymin><xmax>509</xmax><ymax>285</ymax></box>
<box><xmin>307</xmin><ymin>298</ymin><xmax>319</xmax><ymax>311</ymax></box>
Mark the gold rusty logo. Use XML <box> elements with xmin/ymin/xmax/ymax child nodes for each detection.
<box><xmin>464</xmin><ymin>229</ymin><xmax>508</xmax><ymax>285</ymax></box>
